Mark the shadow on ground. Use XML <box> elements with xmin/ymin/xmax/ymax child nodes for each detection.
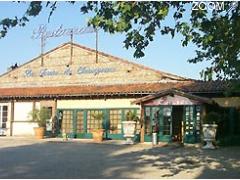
<box><xmin>0</xmin><ymin>140</ymin><xmax>239</xmax><ymax>179</ymax></box>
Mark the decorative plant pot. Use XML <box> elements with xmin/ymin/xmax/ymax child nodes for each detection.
<box><xmin>0</xmin><ymin>128</ymin><xmax>7</xmax><ymax>136</ymax></box>
<box><xmin>202</xmin><ymin>124</ymin><xmax>218</xmax><ymax>149</ymax></box>
<box><xmin>92</xmin><ymin>129</ymin><xmax>104</xmax><ymax>142</ymax></box>
<box><xmin>122</xmin><ymin>121</ymin><xmax>136</xmax><ymax>144</ymax></box>
<box><xmin>152</xmin><ymin>132</ymin><xmax>158</xmax><ymax>145</ymax></box>
<box><xmin>33</xmin><ymin>127</ymin><xmax>45</xmax><ymax>139</ymax></box>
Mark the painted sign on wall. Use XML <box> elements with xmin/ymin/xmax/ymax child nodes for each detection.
<box><xmin>144</xmin><ymin>95</ymin><xmax>201</xmax><ymax>106</ymax></box>
<box><xmin>24</xmin><ymin>67</ymin><xmax>116</xmax><ymax>77</ymax></box>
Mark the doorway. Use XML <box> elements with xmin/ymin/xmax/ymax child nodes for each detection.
<box><xmin>172</xmin><ymin>106</ymin><xmax>183</xmax><ymax>142</ymax></box>
<box><xmin>143</xmin><ymin>105</ymin><xmax>184</xmax><ymax>142</ymax></box>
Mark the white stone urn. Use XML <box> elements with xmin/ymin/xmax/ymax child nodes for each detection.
<box><xmin>202</xmin><ymin>124</ymin><xmax>218</xmax><ymax>149</ymax></box>
<box><xmin>122</xmin><ymin>121</ymin><xmax>136</xmax><ymax>144</ymax></box>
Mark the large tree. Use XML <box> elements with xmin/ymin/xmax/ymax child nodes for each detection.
<box><xmin>0</xmin><ymin>1</ymin><xmax>240</xmax><ymax>83</ymax></box>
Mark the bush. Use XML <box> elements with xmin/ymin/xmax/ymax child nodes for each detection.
<box><xmin>29</xmin><ymin>107</ymin><xmax>51</xmax><ymax>127</ymax></box>
<box><xmin>203</xmin><ymin>111</ymin><xmax>221</xmax><ymax>124</ymax></box>
<box><xmin>217</xmin><ymin>135</ymin><xmax>240</xmax><ymax>146</ymax></box>
<box><xmin>125</xmin><ymin>111</ymin><xmax>139</xmax><ymax>121</ymax></box>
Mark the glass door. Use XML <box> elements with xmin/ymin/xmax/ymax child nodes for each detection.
<box><xmin>107</xmin><ymin>108</ymin><xmax>140</xmax><ymax>140</ymax></box>
<box><xmin>159</xmin><ymin>106</ymin><xmax>172</xmax><ymax>142</ymax></box>
<box><xmin>144</xmin><ymin>106</ymin><xmax>153</xmax><ymax>142</ymax></box>
<box><xmin>86</xmin><ymin>109</ymin><xmax>105</xmax><ymax>138</ymax></box>
<box><xmin>0</xmin><ymin>105</ymin><xmax>8</xmax><ymax>136</ymax></box>
<box><xmin>107</xmin><ymin>109</ymin><xmax>122</xmax><ymax>139</ymax></box>
<box><xmin>59</xmin><ymin>109</ymin><xmax>74</xmax><ymax>137</ymax></box>
<box><xmin>76</xmin><ymin>110</ymin><xmax>87</xmax><ymax>138</ymax></box>
<box><xmin>144</xmin><ymin>106</ymin><xmax>172</xmax><ymax>142</ymax></box>
<box><xmin>0</xmin><ymin>105</ymin><xmax>8</xmax><ymax>129</ymax></box>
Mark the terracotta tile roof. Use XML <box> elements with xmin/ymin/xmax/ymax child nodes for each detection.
<box><xmin>0</xmin><ymin>82</ymin><xmax>187</xmax><ymax>98</ymax></box>
<box><xmin>0</xmin><ymin>80</ymin><xmax>233</xmax><ymax>99</ymax></box>
<box><xmin>132</xmin><ymin>89</ymin><xmax>214</xmax><ymax>105</ymax></box>
<box><xmin>181</xmin><ymin>80</ymin><xmax>231</xmax><ymax>93</ymax></box>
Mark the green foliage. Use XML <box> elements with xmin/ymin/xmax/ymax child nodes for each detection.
<box><xmin>126</xmin><ymin>111</ymin><xmax>139</xmax><ymax>121</ymax></box>
<box><xmin>203</xmin><ymin>111</ymin><xmax>221</xmax><ymax>124</ymax></box>
<box><xmin>91</xmin><ymin>112</ymin><xmax>104</xmax><ymax>129</ymax></box>
<box><xmin>0</xmin><ymin>1</ymin><xmax>52</xmax><ymax>38</ymax></box>
<box><xmin>91</xmin><ymin>112</ymin><xmax>104</xmax><ymax>121</ymax></box>
<box><xmin>1</xmin><ymin>2</ymin><xmax>240</xmax><ymax>83</ymax></box>
<box><xmin>29</xmin><ymin>107</ymin><xmax>51</xmax><ymax>127</ymax></box>
<box><xmin>217</xmin><ymin>135</ymin><xmax>240</xmax><ymax>146</ymax></box>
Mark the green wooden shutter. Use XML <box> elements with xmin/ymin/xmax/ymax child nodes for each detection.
<box><xmin>184</xmin><ymin>105</ymin><xmax>201</xmax><ymax>144</ymax></box>
<box><xmin>184</xmin><ymin>106</ymin><xmax>195</xmax><ymax>143</ymax></box>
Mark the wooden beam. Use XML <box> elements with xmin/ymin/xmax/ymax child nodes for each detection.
<box><xmin>10</xmin><ymin>100</ymin><xmax>14</xmax><ymax>136</ymax></box>
<box><xmin>32</xmin><ymin>101</ymin><xmax>36</xmax><ymax>121</ymax></box>
<box><xmin>54</xmin><ymin>98</ymin><xmax>57</xmax><ymax>116</ymax></box>
<box><xmin>140</xmin><ymin>103</ymin><xmax>145</xmax><ymax>143</ymax></box>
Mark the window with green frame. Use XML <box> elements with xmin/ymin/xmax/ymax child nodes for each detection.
<box><xmin>135</xmin><ymin>109</ymin><xmax>141</xmax><ymax>134</ymax></box>
<box><xmin>109</xmin><ymin>109</ymin><xmax>122</xmax><ymax>134</ymax></box>
<box><xmin>163</xmin><ymin>107</ymin><xmax>171</xmax><ymax>135</ymax></box>
<box><xmin>76</xmin><ymin>111</ymin><xmax>84</xmax><ymax>133</ymax></box>
<box><xmin>87</xmin><ymin>110</ymin><xmax>103</xmax><ymax>133</ymax></box>
<box><xmin>58</xmin><ymin>108</ymin><xmax>140</xmax><ymax>137</ymax></box>
<box><xmin>123</xmin><ymin>109</ymin><xmax>141</xmax><ymax>133</ymax></box>
<box><xmin>61</xmin><ymin>110</ymin><xmax>73</xmax><ymax>134</ymax></box>
<box><xmin>144</xmin><ymin>107</ymin><xmax>151</xmax><ymax>135</ymax></box>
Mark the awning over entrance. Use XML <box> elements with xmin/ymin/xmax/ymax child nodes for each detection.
<box><xmin>132</xmin><ymin>89</ymin><xmax>214</xmax><ymax>105</ymax></box>
<box><xmin>132</xmin><ymin>89</ymin><xmax>212</xmax><ymax>144</ymax></box>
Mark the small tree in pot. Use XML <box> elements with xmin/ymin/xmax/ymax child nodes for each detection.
<box><xmin>91</xmin><ymin>112</ymin><xmax>104</xmax><ymax>142</ymax></box>
<box><xmin>29</xmin><ymin>107</ymin><xmax>51</xmax><ymax>139</ymax></box>
<box><xmin>122</xmin><ymin>111</ymin><xmax>139</xmax><ymax>144</ymax></box>
<box><xmin>202</xmin><ymin>111</ymin><xmax>221</xmax><ymax>149</ymax></box>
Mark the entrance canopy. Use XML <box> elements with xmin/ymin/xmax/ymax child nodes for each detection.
<box><xmin>132</xmin><ymin>89</ymin><xmax>214</xmax><ymax>106</ymax></box>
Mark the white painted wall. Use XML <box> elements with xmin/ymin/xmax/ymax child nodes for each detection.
<box><xmin>14</xmin><ymin>102</ymin><xmax>33</xmax><ymax>121</ymax></box>
<box><xmin>57</xmin><ymin>98</ymin><xmax>140</xmax><ymax>109</ymax></box>
<box><xmin>12</xmin><ymin>101</ymin><xmax>41</xmax><ymax>136</ymax></box>
<box><xmin>12</xmin><ymin>122</ymin><xmax>38</xmax><ymax>136</ymax></box>
<box><xmin>36</xmin><ymin>102</ymin><xmax>40</xmax><ymax>109</ymax></box>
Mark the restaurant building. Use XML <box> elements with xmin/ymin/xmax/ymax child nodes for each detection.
<box><xmin>0</xmin><ymin>42</ymin><xmax>239</xmax><ymax>143</ymax></box>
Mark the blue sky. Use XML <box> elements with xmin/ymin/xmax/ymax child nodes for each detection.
<box><xmin>0</xmin><ymin>2</ymin><xmax>211</xmax><ymax>80</ymax></box>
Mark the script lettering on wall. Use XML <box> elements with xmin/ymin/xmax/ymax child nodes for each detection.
<box><xmin>40</xmin><ymin>69</ymin><xmax>59</xmax><ymax>77</ymax></box>
<box><xmin>77</xmin><ymin>67</ymin><xmax>116</xmax><ymax>75</ymax></box>
<box><xmin>24</xmin><ymin>67</ymin><xmax>116</xmax><ymax>77</ymax></box>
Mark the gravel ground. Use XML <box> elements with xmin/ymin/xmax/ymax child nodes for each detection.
<box><xmin>0</xmin><ymin>137</ymin><xmax>239</xmax><ymax>179</ymax></box>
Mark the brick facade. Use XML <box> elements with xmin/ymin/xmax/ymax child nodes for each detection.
<box><xmin>0</xmin><ymin>43</ymin><xmax>186</xmax><ymax>88</ymax></box>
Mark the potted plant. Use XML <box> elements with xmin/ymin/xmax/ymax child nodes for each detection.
<box><xmin>152</xmin><ymin>120</ymin><xmax>159</xmax><ymax>145</ymax></box>
<box><xmin>152</xmin><ymin>111</ymin><xmax>160</xmax><ymax>145</ymax></box>
<box><xmin>202</xmin><ymin>111</ymin><xmax>221</xmax><ymax>149</ymax></box>
<box><xmin>91</xmin><ymin>112</ymin><xmax>104</xmax><ymax>142</ymax></box>
<box><xmin>29</xmin><ymin>107</ymin><xmax>51</xmax><ymax>139</ymax></box>
<box><xmin>122</xmin><ymin>111</ymin><xmax>139</xmax><ymax>144</ymax></box>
